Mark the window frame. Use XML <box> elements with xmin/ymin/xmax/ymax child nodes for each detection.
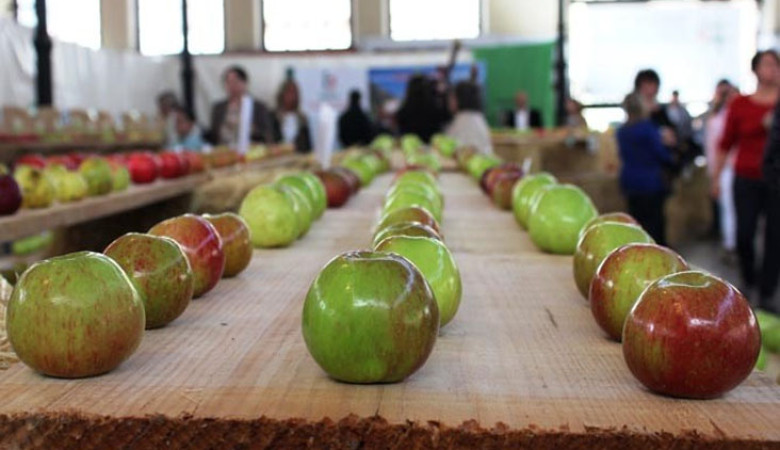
<box><xmin>387</xmin><ymin>0</ymin><xmax>483</xmax><ymax>43</ymax></box>
<box><xmin>259</xmin><ymin>0</ymin><xmax>356</xmax><ymax>53</ymax></box>
<box><xmin>135</xmin><ymin>0</ymin><xmax>227</xmax><ymax>56</ymax></box>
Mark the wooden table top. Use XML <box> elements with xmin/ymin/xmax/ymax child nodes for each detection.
<box><xmin>0</xmin><ymin>173</ymin><xmax>777</xmax><ymax>447</ymax></box>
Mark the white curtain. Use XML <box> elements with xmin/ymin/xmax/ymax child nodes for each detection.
<box><xmin>0</xmin><ymin>18</ymin><xmax>36</xmax><ymax>108</ymax></box>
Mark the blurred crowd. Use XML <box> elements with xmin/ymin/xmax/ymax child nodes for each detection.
<box><xmin>616</xmin><ymin>51</ymin><xmax>780</xmax><ymax>313</ymax></box>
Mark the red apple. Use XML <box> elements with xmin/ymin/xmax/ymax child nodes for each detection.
<box><xmin>330</xmin><ymin>167</ymin><xmax>361</xmax><ymax>194</ymax></box>
<box><xmin>104</xmin><ymin>233</ymin><xmax>194</xmax><ymax>329</ymax></box>
<box><xmin>149</xmin><ymin>214</ymin><xmax>225</xmax><ymax>298</ymax></box>
<box><xmin>480</xmin><ymin>163</ymin><xmax>522</xmax><ymax>196</ymax></box>
<box><xmin>204</xmin><ymin>213</ymin><xmax>252</xmax><ymax>278</ymax></box>
<box><xmin>315</xmin><ymin>170</ymin><xmax>352</xmax><ymax>208</ymax></box>
<box><xmin>622</xmin><ymin>271</ymin><xmax>761</xmax><ymax>399</ymax></box>
<box><xmin>66</xmin><ymin>152</ymin><xmax>88</xmax><ymax>167</ymax></box>
<box><xmin>15</xmin><ymin>154</ymin><xmax>47</xmax><ymax>169</ymax></box>
<box><xmin>590</xmin><ymin>243</ymin><xmax>689</xmax><ymax>341</ymax></box>
<box><xmin>491</xmin><ymin>171</ymin><xmax>523</xmax><ymax>210</ymax></box>
<box><xmin>46</xmin><ymin>155</ymin><xmax>78</xmax><ymax>171</ymax></box>
<box><xmin>126</xmin><ymin>152</ymin><xmax>160</xmax><ymax>184</ymax></box>
<box><xmin>183</xmin><ymin>151</ymin><xmax>205</xmax><ymax>173</ymax></box>
<box><xmin>159</xmin><ymin>151</ymin><xmax>184</xmax><ymax>179</ymax></box>
<box><xmin>0</xmin><ymin>175</ymin><xmax>23</xmax><ymax>215</ymax></box>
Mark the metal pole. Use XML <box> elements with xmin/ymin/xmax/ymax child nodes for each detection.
<box><xmin>181</xmin><ymin>0</ymin><xmax>196</xmax><ymax>120</ymax></box>
<box><xmin>34</xmin><ymin>0</ymin><xmax>53</xmax><ymax>106</ymax></box>
<box><xmin>554</xmin><ymin>0</ymin><xmax>568</xmax><ymax>127</ymax></box>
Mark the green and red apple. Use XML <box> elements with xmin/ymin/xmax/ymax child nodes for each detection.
<box><xmin>104</xmin><ymin>233</ymin><xmax>194</xmax><ymax>328</ymax></box>
<box><xmin>580</xmin><ymin>212</ymin><xmax>640</xmax><ymax>239</ymax></box>
<box><xmin>302</xmin><ymin>251</ymin><xmax>439</xmax><ymax>383</ymax></box>
<box><xmin>512</xmin><ymin>172</ymin><xmax>557</xmax><ymax>229</ymax></box>
<box><xmin>79</xmin><ymin>157</ymin><xmax>113</xmax><ymax>196</ymax></box>
<box><xmin>375</xmin><ymin>236</ymin><xmax>461</xmax><ymax>327</ymax></box>
<box><xmin>14</xmin><ymin>165</ymin><xmax>55</xmax><ymax>209</ymax></box>
<box><xmin>376</xmin><ymin>206</ymin><xmax>441</xmax><ymax>236</ymax></box>
<box><xmin>373</xmin><ymin>222</ymin><xmax>442</xmax><ymax>248</ymax></box>
<box><xmin>7</xmin><ymin>252</ymin><xmax>145</xmax><ymax>377</ymax></box>
<box><xmin>149</xmin><ymin>214</ymin><xmax>225</xmax><ymax>298</ymax></box>
<box><xmin>622</xmin><ymin>271</ymin><xmax>761</xmax><ymax>399</ymax></box>
<box><xmin>573</xmin><ymin>222</ymin><xmax>654</xmax><ymax>299</ymax></box>
<box><xmin>204</xmin><ymin>213</ymin><xmax>253</xmax><ymax>278</ymax></box>
<box><xmin>528</xmin><ymin>184</ymin><xmax>598</xmax><ymax>255</ymax></box>
<box><xmin>590</xmin><ymin>243</ymin><xmax>689</xmax><ymax>341</ymax></box>
<box><xmin>239</xmin><ymin>185</ymin><xmax>299</xmax><ymax>248</ymax></box>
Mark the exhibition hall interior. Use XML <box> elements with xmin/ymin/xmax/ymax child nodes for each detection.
<box><xmin>0</xmin><ymin>0</ymin><xmax>778</xmax><ymax>447</ymax></box>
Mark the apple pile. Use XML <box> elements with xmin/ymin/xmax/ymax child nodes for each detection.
<box><xmin>4</xmin><ymin>211</ymin><xmax>252</xmax><ymax>378</ymax></box>
<box><xmin>302</xmin><ymin>166</ymin><xmax>462</xmax><ymax>384</ymax></box>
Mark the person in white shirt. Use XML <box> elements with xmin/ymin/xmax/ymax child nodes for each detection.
<box><xmin>502</xmin><ymin>91</ymin><xmax>543</xmax><ymax>131</ymax></box>
<box><xmin>446</xmin><ymin>81</ymin><xmax>493</xmax><ymax>155</ymax></box>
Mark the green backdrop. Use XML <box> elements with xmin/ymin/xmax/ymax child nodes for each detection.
<box><xmin>473</xmin><ymin>42</ymin><xmax>556</xmax><ymax>128</ymax></box>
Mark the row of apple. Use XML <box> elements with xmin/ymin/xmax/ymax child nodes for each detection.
<box><xmin>302</xmin><ymin>166</ymin><xmax>462</xmax><ymax>383</ymax></box>
<box><xmin>5</xmin><ymin>210</ymin><xmax>253</xmax><ymax>378</ymax></box>
<box><xmin>0</xmin><ymin>150</ymin><xmax>211</xmax><ymax>216</ymax></box>
<box><xmin>458</xmin><ymin>153</ymin><xmax>774</xmax><ymax>398</ymax></box>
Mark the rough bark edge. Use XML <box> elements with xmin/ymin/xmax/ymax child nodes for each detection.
<box><xmin>0</xmin><ymin>412</ymin><xmax>776</xmax><ymax>449</ymax></box>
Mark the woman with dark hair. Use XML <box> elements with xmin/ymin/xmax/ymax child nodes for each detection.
<box><xmin>208</xmin><ymin>65</ymin><xmax>273</xmax><ymax>147</ymax></box>
<box><xmin>338</xmin><ymin>90</ymin><xmax>374</xmax><ymax>147</ymax></box>
<box><xmin>617</xmin><ymin>92</ymin><xmax>673</xmax><ymax>245</ymax></box>
<box><xmin>445</xmin><ymin>81</ymin><xmax>492</xmax><ymax>155</ymax></box>
<box><xmin>395</xmin><ymin>75</ymin><xmax>449</xmax><ymax>143</ymax></box>
<box><xmin>714</xmin><ymin>50</ymin><xmax>780</xmax><ymax>309</ymax></box>
<box><xmin>271</xmin><ymin>80</ymin><xmax>312</xmax><ymax>153</ymax></box>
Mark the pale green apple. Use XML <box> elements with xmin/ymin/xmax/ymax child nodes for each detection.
<box><xmin>511</xmin><ymin>173</ymin><xmax>557</xmax><ymax>229</ymax></box>
<box><xmin>239</xmin><ymin>185</ymin><xmax>299</xmax><ymax>248</ymax></box>
<box><xmin>528</xmin><ymin>184</ymin><xmax>598</xmax><ymax>255</ymax></box>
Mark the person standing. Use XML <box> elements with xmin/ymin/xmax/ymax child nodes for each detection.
<box><xmin>207</xmin><ymin>66</ymin><xmax>273</xmax><ymax>148</ymax></box>
<box><xmin>157</xmin><ymin>91</ymin><xmax>180</xmax><ymax>148</ymax></box>
<box><xmin>502</xmin><ymin>91</ymin><xmax>543</xmax><ymax>131</ymax></box>
<box><xmin>445</xmin><ymin>81</ymin><xmax>493</xmax><ymax>155</ymax></box>
<box><xmin>338</xmin><ymin>90</ymin><xmax>374</xmax><ymax>147</ymax></box>
<box><xmin>714</xmin><ymin>50</ymin><xmax>780</xmax><ymax>309</ymax></box>
<box><xmin>704</xmin><ymin>80</ymin><xmax>739</xmax><ymax>259</ymax></box>
<box><xmin>396</xmin><ymin>75</ymin><xmax>448</xmax><ymax>143</ymax></box>
<box><xmin>271</xmin><ymin>79</ymin><xmax>312</xmax><ymax>153</ymax></box>
<box><xmin>617</xmin><ymin>93</ymin><xmax>673</xmax><ymax>245</ymax></box>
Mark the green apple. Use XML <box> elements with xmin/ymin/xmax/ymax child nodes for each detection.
<box><xmin>755</xmin><ymin>345</ymin><xmax>768</xmax><ymax>370</ymax></box>
<box><xmin>376</xmin><ymin>236</ymin><xmax>461</xmax><ymax>327</ymax></box>
<box><xmin>12</xmin><ymin>231</ymin><xmax>54</xmax><ymax>256</ymax></box>
<box><xmin>79</xmin><ymin>157</ymin><xmax>113</xmax><ymax>196</ymax></box>
<box><xmin>278</xmin><ymin>184</ymin><xmax>313</xmax><ymax>238</ymax></box>
<box><xmin>373</xmin><ymin>222</ymin><xmax>442</xmax><ymax>248</ymax></box>
<box><xmin>297</xmin><ymin>172</ymin><xmax>328</xmax><ymax>220</ymax></box>
<box><xmin>385</xmin><ymin>183</ymin><xmax>443</xmax><ymax>214</ymax></box>
<box><xmin>341</xmin><ymin>158</ymin><xmax>374</xmax><ymax>187</ymax></box>
<box><xmin>511</xmin><ymin>173</ymin><xmax>557</xmax><ymax>229</ymax></box>
<box><xmin>276</xmin><ymin>173</ymin><xmax>322</xmax><ymax>221</ymax></box>
<box><xmin>239</xmin><ymin>185</ymin><xmax>299</xmax><ymax>248</ymax></box>
<box><xmin>302</xmin><ymin>251</ymin><xmax>439</xmax><ymax>383</ymax></box>
<box><xmin>765</xmin><ymin>324</ymin><xmax>780</xmax><ymax>353</ymax></box>
<box><xmin>7</xmin><ymin>252</ymin><xmax>145</xmax><ymax>377</ymax></box>
<box><xmin>45</xmin><ymin>165</ymin><xmax>88</xmax><ymax>203</ymax></box>
<box><xmin>383</xmin><ymin>190</ymin><xmax>442</xmax><ymax>224</ymax></box>
<box><xmin>361</xmin><ymin>153</ymin><xmax>386</xmax><ymax>176</ymax></box>
<box><xmin>394</xmin><ymin>170</ymin><xmax>438</xmax><ymax>190</ymax></box>
<box><xmin>14</xmin><ymin>165</ymin><xmax>55</xmax><ymax>209</ymax></box>
<box><xmin>407</xmin><ymin>153</ymin><xmax>442</xmax><ymax>173</ymax></box>
<box><xmin>590</xmin><ymin>243</ymin><xmax>689</xmax><ymax>341</ymax></box>
<box><xmin>432</xmin><ymin>134</ymin><xmax>458</xmax><ymax>157</ymax></box>
<box><xmin>110</xmin><ymin>164</ymin><xmax>131</xmax><ymax>192</ymax></box>
<box><xmin>755</xmin><ymin>309</ymin><xmax>780</xmax><ymax>333</ymax></box>
<box><xmin>401</xmin><ymin>134</ymin><xmax>424</xmax><ymax>155</ymax></box>
<box><xmin>466</xmin><ymin>155</ymin><xmax>502</xmax><ymax>181</ymax></box>
<box><xmin>528</xmin><ymin>184</ymin><xmax>598</xmax><ymax>255</ymax></box>
<box><xmin>104</xmin><ymin>233</ymin><xmax>194</xmax><ymax>329</ymax></box>
<box><xmin>573</xmin><ymin>222</ymin><xmax>654</xmax><ymax>299</ymax></box>
<box><xmin>371</xmin><ymin>134</ymin><xmax>395</xmax><ymax>153</ymax></box>
<box><xmin>376</xmin><ymin>206</ymin><xmax>441</xmax><ymax>236</ymax></box>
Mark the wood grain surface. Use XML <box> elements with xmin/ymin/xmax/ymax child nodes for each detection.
<box><xmin>0</xmin><ymin>173</ymin><xmax>778</xmax><ymax>443</ymax></box>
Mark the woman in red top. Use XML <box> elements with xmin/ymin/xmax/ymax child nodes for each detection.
<box><xmin>714</xmin><ymin>50</ymin><xmax>780</xmax><ymax>311</ymax></box>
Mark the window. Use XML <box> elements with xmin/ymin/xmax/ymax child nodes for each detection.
<box><xmin>262</xmin><ymin>0</ymin><xmax>352</xmax><ymax>52</ymax></box>
<box><xmin>16</xmin><ymin>0</ymin><xmax>102</xmax><ymax>49</ymax></box>
<box><xmin>138</xmin><ymin>0</ymin><xmax>225</xmax><ymax>56</ymax></box>
<box><xmin>389</xmin><ymin>0</ymin><xmax>480</xmax><ymax>41</ymax></box>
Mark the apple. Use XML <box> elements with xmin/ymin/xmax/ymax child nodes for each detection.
<box><xmin>11</xmin><ymin>231</ymin><xmax>53</xmax><ymax>256</ymax></box>
<box><xmin>480</xmin><ymin>163</ymin><xmax>523</xmax><ymax>196</ymax></box>
<box><xmin>755</xmin><ymin>346</ymin><xmax>768</xmax><ymax>371</ymax></box>
<box><xmin>394</xmin><ymin>169</ymin><xmax>438</xmax><ymax>188</ymax></box>
<box><xmin>204</xmin><ymin>213</ymin><xmax>252</xmax><ymax>278</ymax></box>
<box><xmin>79</xmin><ymin>157</ymin><xmax>113</xmax><ymax>196</ymax></box>
<box><xmin>375</xmin><ymin>236</ymin><xmax>461</xmax><ymax>327</ymax></box>
<box><xmin>406</xmin><ymin>153</ymin><xmax>442</xmax><ymax>173</ymax></box>
<box><xmin>361</xmin><ymin>153</ymin><xmax>387</xmax><ymax>176</ymax></box>
<box><xmin>15</xmin><ymin>154</ymin><xmax>47</xmax><ymax>169</ymax></box>
<box><xmin>573</xmin><ymin>222</ymin><xmax>654</xmax><ymax>299</ymax></box>
<box><xmin>183</xmin><ymin>151</ymin><xmax>205</xmax><ymax>173</ymax></box>
<box><xmin>46</xmin><ymin>166</ymin><xmax>88</xmax><ymax>203</ymax></box>
<box><xmin>0</xmin><ymin>174</ymin><xmax>22</xmax><ymax>215</ymax></box>
<box><xmin>159</xmin><ymin>151</ymin><xmax>184</xmax><ymax>179</ymax></box>
<box><xmin>239</xmin><ymin>185</ymin><xmax>299</xmax><ymax>248</ymax></box>
<box><xmin>176</xmin><ymin>152</ymin><xmax>191</xmax><ymax>176</ymax></box>
<box><xmin>375</xmin><ymin>206</ymin><xmax>441</xmax><ymax>236</ymax></box>
<box><xmin>330</xmin><ymin>167</ymin><xmax>361</xmax><ymax>194</ymax></box>
<box><xmin>297</xmin><ymin>172</ymin><xmax>328</xmax><ymax>219</ymax></box>
<box><xmin>126</xmin><ymin>152</ymin><xmax>160</xmax><ymax>184</ymax></box>
<box><xmin>466</xmin><ymin>155</ymin><xmax>502</xmax><ymax>181</ymax></box>
<box><xmin>590</xmin><ymin>243</ymin><xmax>689</xmax><ymax>341</ymax></box>
<box><xmin>14</xmin><ymin>166</ymin><xmax>55</xmax><ymax>209</ymax></box>
<box><xmin>580</xmin><ymin>212</ymin><xmax>640</xmax><ymax>239</ymax></box>
<box><xmin>110</xmin><ymin>163</ymin><xmax>131</xmax><ymax>192</ymax></box>
<box><xmin>302</xmin><ymin>251</ymin><xmax>439</xmax><ymax>383</ymax></box>
<box><xmin>385</xmin><ymin>184</ymin><xmax>443</xmax><ymax>216</ymax></box>
<box><xmin>528</xmin><ymin>184</ymin><xmax>598</xmax><ymax>255</ymax></box>
<box><xmin>371</xmin><ymin>134</ymin><xmax>395</xmax><ymax>153</ymax></box>
<box><xmin>277</xmin><ymin>184</ymin><xmax>314</xmax><ymax>238</ymax></box>
<box><xmin>66</xmin><ymin>152</ymin><xmax>87</xmax><ymax>167</ymax></box>
<box><xmin>432</xmin><ymin>134</ymin><xmax>458</xmax><ymax>157</ymax></box>
<box><xmin>401</xmin><ymin>134</ymin><xmax>424</xmax><ymax>155</ymax></box>
<box><xmin>276</xmin><ymin>173</ymin><xmax>325</xmax><ymax>220</ymax></box>
<box><xmin>315</xmin><ymin>170</ymin><xmax>352</xmax><ymax>208</ymax></box>
<box><xmin>764</xmin><ymin>325</ymin><xmax>780</xmax><ymax>353</ymax></box>
<box><xmin>6</xmin><ymin>252</ymin><xmax>145</xmax><ymax>378</ymax></box>
<box><xmin>491</xmin><ymin>171</ymin><xmax>523</xmax><ymax>210</ymax></box>
<box><xmin>341</xmin><ymin>158</ymin><xmax>374</xmax><ymax>187</ymax></box>
<box><xmin>455</xmin><ymin>147</ymin><xmax>478</xmax><ymax>168</ymax></box>
<box><xmin>622</xmin><ymin>271</ymin><xmax>761</xmax><ymax>399</ymax></box>
<box><xmin>149</xmin><ymin>214</ymin><xmax>225</xmax><ymax>298</ymax></box>
<box><xmin>104</xmin><ymin>233</ymin><xmax>193</xmax><ymax>329</ymax></box>
<box><xmin>373</xmin><ymin>222</ymin><xmax>442</xmax><ymax>248</ymax></box>
<box><xmin>511</xmin><ymin>172</ymin><xmax>557</xmax><ymax>229</ymax></box>
<box><xmin>383</xmin><ymin>190</ymin><xmax>442</xmax><ymax>224</ymax></box>
<box><xmin>46</xmin><ymin>155</ymin><xmax>78</xmax><ymax>171</ymax></box>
